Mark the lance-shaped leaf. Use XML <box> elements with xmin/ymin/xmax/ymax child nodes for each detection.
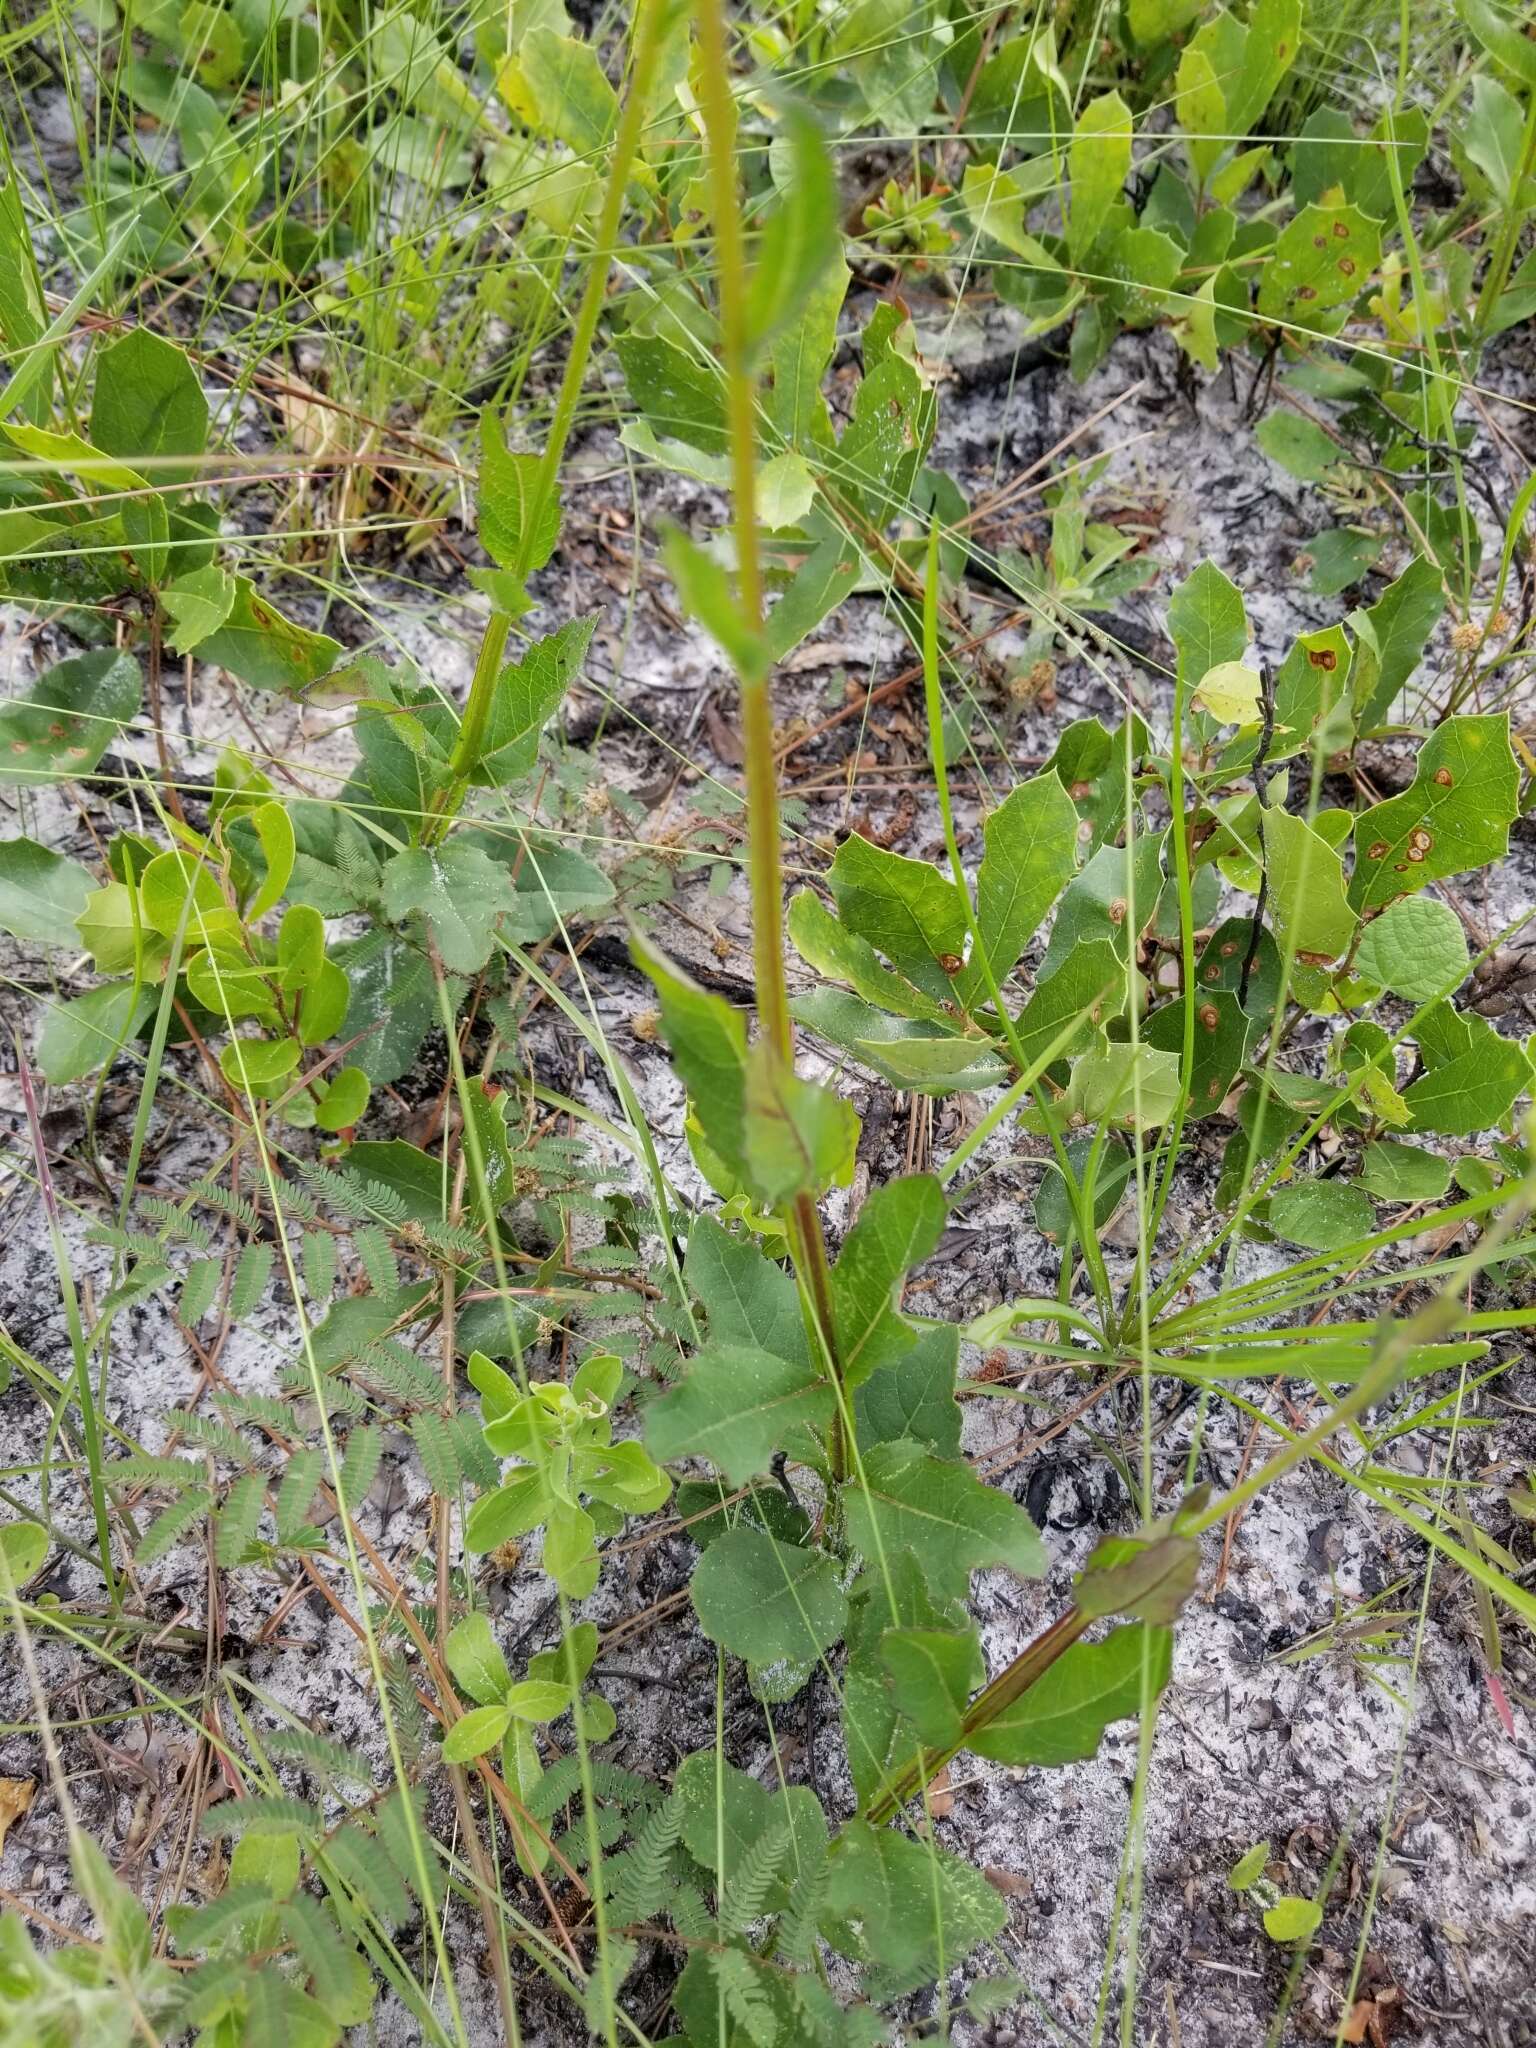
<box><xmin>788</xmin><ymin>888</ymin><xmax>950</xmax><ymax>1023</ymax></box>
<box><xmin>791</xmin><ymin>988</ymin><xmax>1007</xmax><ymax>1095</ymax></box>
<box><xmin>957</xmin><ymin>771</ymin><xmax>1080</xmax><ymax>1005</ymax></box>
<box><xmin>843</xmin><ymin>1439</ymin><xmax>1046</xmax><ymax>1601</ymax></box>
<box><xmin>1350</xmin><ymin>715</ymin><xmax>1519</xmax><ymax>910</ymax></box>
<box><xmin>1076</xmin><ymin>1529</ymin><xmax>1199</xmax><ymax>1625</ymax></box>
<box><xmin>646</xmin><ymin>1342</ymin><xmax>835</xmax><ymax>1486</ymax></box>
<box><xmin>478</xmin><ymin>412</ymin><xmax>559</xmax><ymax>581</ymax></box>
<box><xmin>1067</xmin><ymin>91</ymin><xmax>1132</xmax><ymax>261</ymax></box>
<box><xmin>967</xmin><ymin>1623</ymin><xmax>1171</xmax><ymax>1767</ymax></box>
<box><xmin>1349</xmin><ymin>554</ymin><xmax>1444</xmax><ymax>731</ymax></box>
<box><xmin>468</xmin><ymin>616</ymin><xmax>592</xmax><ymax>785</ymax></box>
<box><xmin>831</xmin><ymin>1174</ymin><xmax>947</xmax><ymax>1389</ymax></box>
<box><xmin>633</xmin><ymin>935</ymin><xmax>748</xmax><ymax>1182</ymax></box>
<box><xmin>746</xmin><ymin>106</ymin><xmax>840</xmax><ymax>359</ymax></box>
<box><xmin>0</xmin><ymin>649</ymin><xmax>141</xmax><ymax>785</ymax></box>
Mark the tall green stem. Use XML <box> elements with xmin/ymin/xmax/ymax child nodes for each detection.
<box><xmin>426</xmin><ymin>0</ymin><xmax>669</xmax><ymax>838</ymax></box>
<box><xmin>693</xmin><ymin>0</ymin><xmax>849</xmax><ymax>1482</ymax></box>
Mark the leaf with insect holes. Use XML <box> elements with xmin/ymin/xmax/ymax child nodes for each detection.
<box><xmin>614</xmin><ymin>334</ymin><xmax>727</xmax><ymax>456</ymax></box>
<box><xmin>646</xmin><ymin>1342</ymin><xmax>835</xmax><ymax>1486</ymax></box>
<box><xmin>1350</xmin><ymin>715</ymin><xmax>1518</xmax><ymax>910</ymax></box>
<box><xmin>380</xmin><ymin>842</ymin><xmax>515</xmax><ymax>974</ymax></box>
<box><xmin>968</xmin><ymin>1623</ymin><xmax>1171</xmax><ymax>1767</ymax></box>
<box><xmin>477</xmin><ymin>413</ymin><xmax>559</xmax><ymax>583</ymax></box>
<box><xmin>959</xmin><ymin>771</ymin><xmax>1080</xmax><ymax>1004</ymax></box>
<box><xmin>833</xmin><ymin>344</ymin><xmax>934</xmax><ymax>523</ymax></box>
<box><xmin>445</xmin><ymin>1612</ymin><xmax>513</xmax><ymax>1708</ymax></box>
<box><xmin>843</xmin><ymin>1440</ymin><xmax>1046</xmax><ymax>1603</ymax></box>
<box><xmin>826</xmin><ymin>835</ymin><xmax>969</xmax><ymax>1005</ymax></box>
<box><xmin>690</xmin><ymin>1526</ymin><xmax>848</xmax><ymax>1672</ymax></box>
<box><xmin>0</xmin><ymin>838</ymin><xmax>94</xmax><ymax>947</ymax></box>
<box><xmin>831</xmin><ymin>1173</ymin><xmax>947</xmax><ymax>1390</ymax></box>
<box><xmin>1256</xmin><ymin>202</ymin><xmax>1382</xmax><ymax>333</ymax></box>
<box><xmin>0</xmin><ymin>650</ymin><xmax>142</xmax><ymax>784</ymax></box>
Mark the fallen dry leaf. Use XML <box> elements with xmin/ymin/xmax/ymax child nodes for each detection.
<box><xmin>0</xmin><ymin>1777</ymin><xmax>36</xmax><ymax>1856</ymax></box>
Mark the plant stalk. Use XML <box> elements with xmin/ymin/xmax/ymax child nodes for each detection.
<box><xmin>693</xmin><ymin>0</ymin><xmax>851</xmax><ymax>1482</ymax></box>
<box><xmin>426</xmin><ymin>0</ymin><xmax>669</xmax><ymax>839</ymax></box>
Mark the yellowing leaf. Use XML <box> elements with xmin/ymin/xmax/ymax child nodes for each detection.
<box><xmin>1193</xmin><ymin>660</ymin><xmax>1261</xmax><ymax>724</ymax></box>
<box><xmin>0</xmin><ymin>1777</ymin><xmax>34</xmax><ymax>1855</ymax></box>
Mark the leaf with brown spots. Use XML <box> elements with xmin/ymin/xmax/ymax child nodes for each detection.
<box><xmin>1350</xmin><ymin>714</ymin><xmax>1519</xmax><ymax>909</ymax></box>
